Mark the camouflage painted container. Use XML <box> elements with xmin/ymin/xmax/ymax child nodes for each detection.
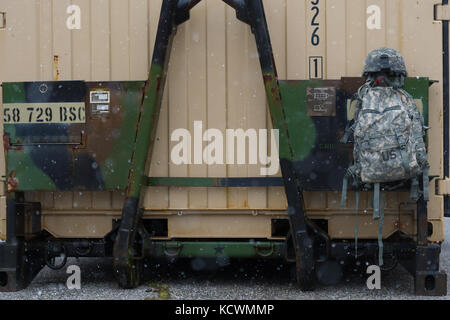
<box><xmin>0</xmin><ymin>0</ymin><xmax>445</xmax><ymax>243</ymax></box>
<box><xmin>3</xmin><ymin>81</ymin><xmax>145</xmax><ymax>191</ymax></box>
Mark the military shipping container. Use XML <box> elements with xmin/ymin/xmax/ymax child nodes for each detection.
<box><xmin>0</xmin><ymin>0</ymin><xmax>448</xmax><ymax>295</ymax></box>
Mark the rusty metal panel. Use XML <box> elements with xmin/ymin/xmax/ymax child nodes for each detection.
<box><xmin>3</xmin><ymin>81</ymin><xmax>144</xmax><ymax>192</ymax></box>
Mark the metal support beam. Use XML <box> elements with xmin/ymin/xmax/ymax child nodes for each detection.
<box><xmin>435</xmin><ymin>3</ymin><xmax>450</xmax><ymax>21</ymax></box>
<box><xmin>413</xmin><ymin>196</ymin><xmax>447</xmax><ymax>295</ymax></box>
<box><xmin>244</xmin><ymin>0</ymin><xmax>315</xmax><ymax>290</ymax></box>
<box><xmin>114</xmin><ymin>0</ymin><xmax>314</xmax><ymax>290</ymax></box>
<box><xmin>113</xmin><ymin>0</ymin><xmax>180</xmax><ymax>288</ymax></box>
<box><xmin>114</xmin><ymin>0</ymin><xmax>220</xmax><ymax>288</ymax></box>
<box><xmin>0</xmin><ymin>196</ymin><xmax>45</xmax><ymax>292</ymax></box>
<box><xmin>223</xmin><ymin>0</ymin><xmax>250</xmax><ymax>24</ymax></box>
<box><xmin>416</xmin><ymin>196</ymin><xmax>428</xmax><ymax>247</ymax></box>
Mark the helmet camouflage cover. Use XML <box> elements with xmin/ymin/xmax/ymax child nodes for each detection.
<box><xmin>362</xmin><ymin>48</ymin><xmax>407</xmax><ymax>77</ymax></box>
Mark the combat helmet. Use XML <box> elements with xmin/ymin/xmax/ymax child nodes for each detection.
<box><xmin>362</xmin><ymin>48</ymin><xmax>407</xmax><ymax>88</ymax></box>
<box><xmin>363</xmin><ymin>48</ymin><xmax>407</xmax><ymax>76</ymax></box>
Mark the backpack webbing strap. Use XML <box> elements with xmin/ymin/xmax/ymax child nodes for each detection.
<box><xmin>341</xmin><ymin>176</ymin><xmax>348</xmax><ymax>206</ymax></box>
<box><xmin>394</xmin><ymin>130</ymin><xmax>411</xmax><ymax>177</ymax></box>
<box><xmin>423</xmin><ymin>166</ymin><xmax>429</xmax><ymax>201</ymax></box>
<box><xmin>341</xmin><ymin>98</ymin><xmax>361</xmax><ymax>144</ymax></box>
<box><xmin>410</xmin><ymin>178</ymin><xmax>419</xmax><ymax>201</ymax></box>
<box><xmin>340</xmin><ymin>125</ymin><xmax>353</xmax><ymax>144</ymax></box>
<box><xmin>400</xmin><ymin>148</ymin><xmax>411</xmax><ymax>177</ymax></box>
<box><xmin>373</xmin><ymin>183</ymin><xmax>380</xmax><ymax>219</ymax></box>
<box><xmin>354</xmin><ymin>191</ymin><xmax>360</xmax><ymax>258</ymax></box>
<box><xmin>377</xmin><ymin>190</ymin><xmax>385</xmax><ymax>266</ymax></box>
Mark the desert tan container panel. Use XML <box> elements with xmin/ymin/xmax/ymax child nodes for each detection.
<box><xmin>0</xmin><ymin>0</ymin><xmax>447</xmax><ymax>241</ymax></box>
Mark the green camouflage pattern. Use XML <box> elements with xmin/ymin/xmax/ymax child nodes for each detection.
<box><xmin>273</xmin><ymin>77</ymin><xmax>429</xmax><ymax>190</ymax></box>
<box><xmin>362</xmin><ymin>48</ymin><xmax>407</xmax><ymax>77</ymax></box>
<box><xmin>1</xmin><ymin>78</ymin><xmax>429</xmax><ymax>192</ymax></box>
<box><xmin>2</xmin><ymin>81</ymin><xmax>145</xmax><ymax>191</ymax></box>
<box><xmin>352</xmin><ymin>87</ymin><xmax>427</xmax><ymax>183</ymax></box>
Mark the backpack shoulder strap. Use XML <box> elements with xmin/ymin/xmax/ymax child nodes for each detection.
<box><xmin>340</xmin><ymin>96</ymin><xmax>360</xmax><ymax>144</ymax></box>
<box><xmin>340</xmin><ymin>81</ymin><xmax>373</xmax><ymax>144</ymax></box>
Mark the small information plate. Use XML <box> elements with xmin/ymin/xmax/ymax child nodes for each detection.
<box><xmin>306</xmin><ymin>87</ymin><xmax>336</xmax><ymax>117</ymax></box>
<box><xmin>90</xmin><ymin>91</ymin><xmax>110</xmax><ymax>104</ymax></box>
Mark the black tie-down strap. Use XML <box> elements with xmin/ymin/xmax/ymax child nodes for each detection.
<box><xmin>280</xmin><ymin>160</ymin><xmax>315</xmax><ymax>290</ymax></box>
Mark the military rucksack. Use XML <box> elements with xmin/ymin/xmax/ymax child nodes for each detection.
<box><xmin>352</xmin><ymin>85</ymin><xmax>428</xmax><ymax>185</ymax></box>
<box><xmin>340</xmin><ymin>81</ymin><xmax>429</xmax><ymax>266</ymax></box>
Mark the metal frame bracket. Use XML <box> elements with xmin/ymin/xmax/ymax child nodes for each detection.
<box><xmin>435</xmin><ymin>4</ymin><xmax>450</xmax><ymax>21</ymax></box>
<box><xmin>436</xmin><ymin>178</ymin><xmax>450</xmax><ymax>195</ymax></box>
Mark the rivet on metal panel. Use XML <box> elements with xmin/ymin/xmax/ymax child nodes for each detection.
<box><xmin>39</xmin><ymin>83</ymin><xmax>48</xmax><ymax>94</ymax></box>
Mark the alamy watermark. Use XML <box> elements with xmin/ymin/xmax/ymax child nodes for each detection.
<box><xmin>66</xmin><ymin>265</ymin><xmax>81</xmax><ymax>290</ymax></box>
<box><xmin>366</xmin><ymin>5</ymin><xmax>381</xmax><ymax>30</ymax></box>
<box><xmin>366</xmin><ymin>265</ymin><xmax>381</xmax><ymax>290</ymax></box>
<box><xmin>66</xmin><ymin>5</ymin><xmax>81</xmax><ymax>30</ymax></box>
<box><xmin>170</xmin><ymin>121</ymin><xmax>280</xmax><ymax>176</ymax></box>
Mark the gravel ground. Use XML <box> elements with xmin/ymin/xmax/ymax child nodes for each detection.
<box><xmin>0</xmin><ymin>219</ymin><xmax>449</xmax><ymax>300</ymax></box>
